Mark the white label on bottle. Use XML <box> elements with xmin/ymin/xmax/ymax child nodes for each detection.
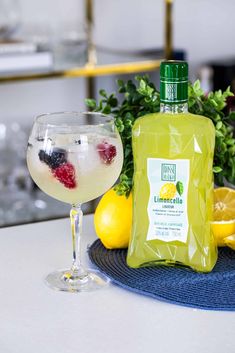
<box><xmin>147</xmin><ymin>158</ymin><xmax>189</xmax><ymax>242</ymax></box>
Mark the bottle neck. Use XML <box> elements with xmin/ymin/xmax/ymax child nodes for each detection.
<box><xmin>160</xmin><ymin>102</ymin><xmax>188</xmax><ymax>114</ymax></box>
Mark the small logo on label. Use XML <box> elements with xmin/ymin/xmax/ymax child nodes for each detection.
<box><xmin>161</xmin><ymin>164</ymin><xmax>176</xmax><ymax>181</ymax></box>
<box><xmin>166</xmin><ymin>83</ymin><xmax>177</xmax><ymax>101</ymax></box>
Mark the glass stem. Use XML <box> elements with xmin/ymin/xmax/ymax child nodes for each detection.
<box><xmin>70</xmin><ymin>204</ymin><xmax>87</xmax><ymax>279</ymax></box>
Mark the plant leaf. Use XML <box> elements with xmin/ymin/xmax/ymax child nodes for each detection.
<box><xmin>176</xmin><ymin>181</ymin><xmax>184</xmax><ymax>196</ymax></box>
<box><xmin>85</xmin><ymin>98</ymin><xmax>96</xmax><ymax>109</ymax></box>
<box><xmin>213</xmin><ymin>166</ymin><xmax>223</xmax><ymax>173</ymax></box>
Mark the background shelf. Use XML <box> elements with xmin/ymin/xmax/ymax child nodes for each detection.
<box><xmin>0</xmin><ymin>50</ymin><xmax>164</xmax><ymax>83</ymax></box>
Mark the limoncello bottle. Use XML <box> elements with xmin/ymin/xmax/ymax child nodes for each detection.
<box><xmin>127</xmin><ymin>61</ymin><xmax>218</xmax><ymax>272</ymax></box>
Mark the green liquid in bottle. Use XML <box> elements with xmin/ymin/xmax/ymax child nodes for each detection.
<box><xmin>127</xmin><ymin>61</ymin><xmax>218</xmax><ymax>272</ymax></box>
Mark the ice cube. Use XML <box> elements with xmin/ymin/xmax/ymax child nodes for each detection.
<box><xmin>69</xmin><ymin>140</ymin><xmax>101</xmax><ymax>174</ymax></box>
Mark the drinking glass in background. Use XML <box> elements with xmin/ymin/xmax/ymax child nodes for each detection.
<box><xmin>27</xmin><ymin>112</ymin><xmax>123</xmax><ymax>292</ymax></box>
<box><xmin>51</xmin><ymin>21</ymin><xmax>87</xmax><ymax>69</ymax></box>
<box><xmin>14</xmin><ymin>20</ymin><xmax>54</xmax><ymax>51</ymax></box>
<box><xmin>0</xmin><ymin>122</ymin><xmax>33</xmax><ymax>226</ymax></box>
<box><xmin>0</xmin><ymin>0</ymin><xmax>21</xmax><ymax>39</ymax></box>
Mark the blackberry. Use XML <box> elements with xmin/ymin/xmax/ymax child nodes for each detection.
<box><xmin>38</xmin><ymin>148</ymin><xmax>67</xmax><ymax>169</ymax></box>
<box><xmin>38</xmin><ymin>150</ymin><xmax>51</xmax><ymax>165</ymax></box>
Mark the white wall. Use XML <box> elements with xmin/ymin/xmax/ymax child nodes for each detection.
<box><xmin>0</xmin><ymin>0</ymin><xmax>235</xmax><ymax>125</ymax></box>
<box><xmin>174</xmin><ymin>0</ymin><xmax>235</xmax><ymax>78</ymax></box>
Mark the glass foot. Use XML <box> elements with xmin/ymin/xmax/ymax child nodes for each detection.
<box><xmin>45</xmin><ymin>269</ymin><xmax>110</xmax><ymax>292</ymax></box>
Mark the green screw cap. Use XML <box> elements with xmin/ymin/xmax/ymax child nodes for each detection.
<box><xmin>160</xmin><ymin>60</ymin><xmax>188</xmax><ymax>103</ymax></box>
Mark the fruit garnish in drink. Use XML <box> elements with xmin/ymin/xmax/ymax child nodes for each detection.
<box><xmin>38</xmin><ymin>148</ymin><xmax>67</xmax><ymax>169</ymax></box>
<box><xmin>38</xmin><ymin>147</ymin><xmax>76</xmax><ymax>189</ymax></box>
<box><xmin>97</xmin><ymin>142</ymin><xmax>116</xmax><ymax>164</ymax></box>
<box><xmin>52</xmin><ymin>162</ymin><xmax>76</xmax><ymax>189</ymax></box>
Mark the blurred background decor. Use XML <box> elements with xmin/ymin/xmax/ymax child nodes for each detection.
<box><xmin>0</xmin><ymin>0</ymin><xmax>20</xmax><ymax>39</ymax></box>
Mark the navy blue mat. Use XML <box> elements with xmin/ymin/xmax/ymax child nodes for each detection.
<box><xmin>88</xmin><ymin>239</ymin><xmax>235</xmax><ymax>311</ymax></box>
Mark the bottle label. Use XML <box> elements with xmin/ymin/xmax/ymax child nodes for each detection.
<box><xmin>147</xmin><ymin>158</ymin><xmax>189</xmax><ymax>242</ymax></box>
<box><xmin>160</xmin><ymin>80</ymin><xmax>188</xmax><ymax>103</ymax></box>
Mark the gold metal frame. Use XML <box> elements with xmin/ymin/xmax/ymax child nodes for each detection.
<box><xmin>165</xmin><ymin>0</ymin><xmax>173</xmax><ymax>59</ymax></box>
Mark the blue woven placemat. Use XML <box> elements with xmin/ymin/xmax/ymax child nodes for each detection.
<box><xmin>88</xmin><ymin>239</ymin><xmax>235</xmax><ymax>311</ymax></box>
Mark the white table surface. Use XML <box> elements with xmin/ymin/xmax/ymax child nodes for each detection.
<box><xmin>0</xmin><ymin>214</ymin><xmax>234</xmax><ymax>353</ymax></box>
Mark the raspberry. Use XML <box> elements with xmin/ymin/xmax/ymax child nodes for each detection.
<box><xmin>97</xmin><ymin>142</ymin><xmax>117</xmax><ymax>164</ymax></box>
<box><xmin>52</xmin><ymin>163</ymin><xmax>76</xmax><ymax>189</ymax></box>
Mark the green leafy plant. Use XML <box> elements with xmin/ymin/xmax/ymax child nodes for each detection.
<box><xmin>85</xmin><ymin>76</ymin><xmax>235</xmax><ymax>196</ymax></box>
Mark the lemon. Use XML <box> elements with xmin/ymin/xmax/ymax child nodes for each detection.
<box><xmin>223</xmin><ymin>235</ymin><xmax>235</xmax><ymax>250</ymax></box>
<box><xmin>94</xmin><ymin>188</ymin><xmax>132</xmax><ymax>249</ymax></box>
<box><xmin>211</xmin><ymin>187</ymin><xmax>235</xmax><ymax>247</ymax></box>
<box><xmin>159</xmin><ymin>183</ymin><xmax>176</xmax><ymax>200</ymax></box>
